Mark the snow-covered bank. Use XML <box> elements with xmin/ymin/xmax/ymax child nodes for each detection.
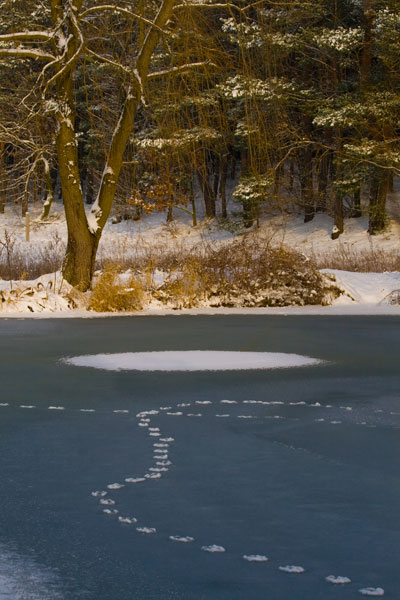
<box><xmin>0</xmin><ymin>268</ymin><xmax>399</xmax><ymax>317</ymax></box>
<box><xmin>322</xmin><ymin>270</ymin><xmax>400</xmax><ymax>305</ymax></box>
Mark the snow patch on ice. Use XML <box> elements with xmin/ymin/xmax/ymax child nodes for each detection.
<box><xmin>201</xmin><ymin>545</ymin><xmax>226</xmax><ymax>553</ymax></box>
<box><xmin>279</xmin><ymin>565</ymin><xmax>305</xmax><ymax>574</ymax></box>
<box><xmin>358</xmin><ymin>588</ymin><xmax>385</xmax><ymax>596</ymax></box>
<box><xmin>136</xmin><ymin>527</ymin><xmax>156</xmax><ymax>534</ymax></box>
<box><xmin>64</xmin><ymin>350</ymin><xmax>322</xmax><ymax>371</ymax></box>
<box><xmin>243</xmin><ymin>554</ymin><xmax>269</xmax><ymax>562</ymax></box>
<box><xmin>326</xmin><ymin>575</ymin><xmax>351</xmax><ymax>584</ymax></box>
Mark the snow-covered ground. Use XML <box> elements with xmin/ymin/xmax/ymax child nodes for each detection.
<box><xmin>0</xmin><ymin>199</ymin><xmax>399</xmax><ymax>316</ymax></box>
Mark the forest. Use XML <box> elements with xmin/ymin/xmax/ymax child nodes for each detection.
<box><xmin>0</xmin><ymin>0</ymin><xmax>399</xmax><ymax>298</ymax></box>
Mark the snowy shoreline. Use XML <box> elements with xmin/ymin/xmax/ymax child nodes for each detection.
<box><xmin>1</xmin><ymin>268</ymin><xmax>399</xmax><ymax>318</ymax></box>
<box><xmin>0</xmin><ymin>304</ymin><xmax>399</xmax><ymax>319</ymax></box>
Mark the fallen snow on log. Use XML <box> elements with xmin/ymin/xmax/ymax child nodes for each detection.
<box><xmin>64</xmin><ymin>350</ymin><xmax>322</xmax><ymax>372</ymax></box>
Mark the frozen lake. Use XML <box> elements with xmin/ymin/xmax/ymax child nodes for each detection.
<box><xmin>0</xmin><ymin>315</ymin><xmax>399</xmax><ymax>599</ymax></box>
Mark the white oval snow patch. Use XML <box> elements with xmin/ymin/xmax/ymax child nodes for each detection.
<box><xmin>136</xmin><ymin>527</ymin><xmax>156</xmax><ymax>534</ymax></box>
<box><xmin>243</xmin><ymin>555</ymin><xmax>269</xmax><ymax>562</ymax></box>
<box><xmin>201</xmin><ymin>545</ymin><xmax>226</xmax><ymax>553</ymax></box>
<box><xmin>107</xmin><ymin>483</ymin><xmax>124</xmax><ymax>490</ymax></box>
<box><xmin>358</xmin><ymin>588</ymin><xmax>384</xmax><ymax>597</ymax></box>
<box><xmin>326</xmin><ymin>575</ymin><xmax>351</xmax><ymax>584</ymax></box>
<box><xmin>100</xmin><ymin>499</ymin><xmax>115</xmax><ymax>506</ymax></box>
<box><xmin>279</xmin><ymin>565</ymin><xmax>305</xmax><ymax>574</ymax></box>
<box><xmin>64</xmin><ymin>351</ymin><xmax>322</xmax><ymax>372</ymax></box>
<box><xmin>125</xmin><ymin>477</ymin><xmax>145</xmax><ymax>483</ymax></box>
<box><xmin>169</xmin><ymin>536</ymin><xmax>195</xmax><ymax>543</ymax></box>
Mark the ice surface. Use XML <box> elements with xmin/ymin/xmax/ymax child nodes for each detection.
<box><xmin>65</xmin><ymin>351</ymin><xmax>322</xmax><ymax>371</ymax></box>
<box><xmin>0</xmin><ymin>544</ymin><xmax>63</xmax><ymax>599</ymax></box>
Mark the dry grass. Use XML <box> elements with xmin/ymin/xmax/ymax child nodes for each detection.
<box><xmin>0</xmin><ymin>231</ymin><xmax>64</xmax><ymax>280</ymax></box>
<box><xmin>0</xmin><ymin>230</ymin><xmax>341</xmax><ymax>307</ymax></box>
<box><xmin>314</xmin><ymin>244</ymin><xmax>400</xmax><ymax>273</ymax></box>
<box><xmin>88</xmin><ymin>263</ymin><xmax>145</xmax><ymax>312</ymax></box>
<box><xmin>154</xmin><ymin>236</ymin><xmax>338</xmax><ymax>307</ymax></box>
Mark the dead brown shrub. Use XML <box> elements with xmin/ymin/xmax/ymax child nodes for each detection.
<box><xmin>88</xmin><ymin>263</ymin><xmax>145</xmax><ymax>312</ymax></box>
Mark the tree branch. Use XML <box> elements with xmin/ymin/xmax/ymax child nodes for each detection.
<box><xmin>85</xmin><ymin>46</ymin><xmax>130</xmax><ymax>76</ymax></box>
<box><xmin>0</xmin><ymin>31</ymin><xmax>53</xmax><ymax>42</ymax></box>
<box><xmin>0</xmin><ymin>47</ymin><xmax>55</xmax><ymax>61</ymax></box>
<box><xmin>80</xmin><ymin>5</ymin><xmax>169</xmax><ymax>34</ymax></box>
<box><xmin>148</xmin><ymin>60</ymin><xmax>217</xmax><ymax>79</ymax></box>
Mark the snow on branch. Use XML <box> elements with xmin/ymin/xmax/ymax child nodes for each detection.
<box><xmin>80</xmin><ymin>5</ymin><xmax>170</xmax><ymax>34</ymax></box>
<box><xmin>0</xmin><ymin>31</ymin><xmax>53</xmax><ymax>42</ymax></box>
<box><xmin>174</xmin><ymin>1</ymin><xmax>243</xmax><ymax>11</ymax></box>
<box><xmin>0</xmin><ymin>47</ymin><xmax>55</xmax><ymax>61</ymax></box>
<box><xmin>148</xmin><ymin>60</ymin><xmax>217</xmax><ymax>79</ymax></box>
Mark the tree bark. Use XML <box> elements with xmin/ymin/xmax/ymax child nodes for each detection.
<box><xmin>0</xmin><ymin>143</ymin><xmax>5</xmax><ymax>214</ymax></box>
<box><xmin>368</xmin><ymin>169</ymin><xmax>388</xmax><ymax>234</ymax></box>
<box><xmin>220</xmin><ymin>153</ymin><xmax>228</xmax><ymax>218</ymax></box>
<box><xmin>298</xmin><ymin>148</ymin><xmax>315</xmax><ymax>223</ymax></box>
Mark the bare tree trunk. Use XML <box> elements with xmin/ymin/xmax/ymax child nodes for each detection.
<box><xmin>190</xmin><ymin>177</ymin><xmax>197</xmax><ymax>226</ymax></box>
<box><xmin>331</xmin><ymin>192</ymin><xmax>344</xmax><ymax>239</ymax></box>
<box><xmin>316</xmin><ymin>152</ymin><xmax>329</xmax><ymax>213</ymax></box>
<box><xmin>197</xmin><ymin>167</ymin><xmax>215</xmax><ymax>218</ymax></box>
<box><xmin>0</xmin><ymin>142</ymin><xmax>5</xmax><ymax>214</ymax></box>
<box><xmin>368</xmin><ymin>170</ymin><xmax>388</xmax><ymax>234</ymax></box>
<box><xmin>352</xmin><ymin>187</ymin><xmax>362</xmax><ymax>218</ymax></box>
<box><xmin>39</xmin><ymin>159</ymin><xmax>55</xmax><ymax>221</ymax></box>
<box><xmin>220</xmin><ymin>153</ymin><xmax>228</xmax><ymax>218</ymax></box>
<box><xmin>298</xmin><ymin>148</ymin><xmax>315</xmax><ymax>223</ymax></box>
